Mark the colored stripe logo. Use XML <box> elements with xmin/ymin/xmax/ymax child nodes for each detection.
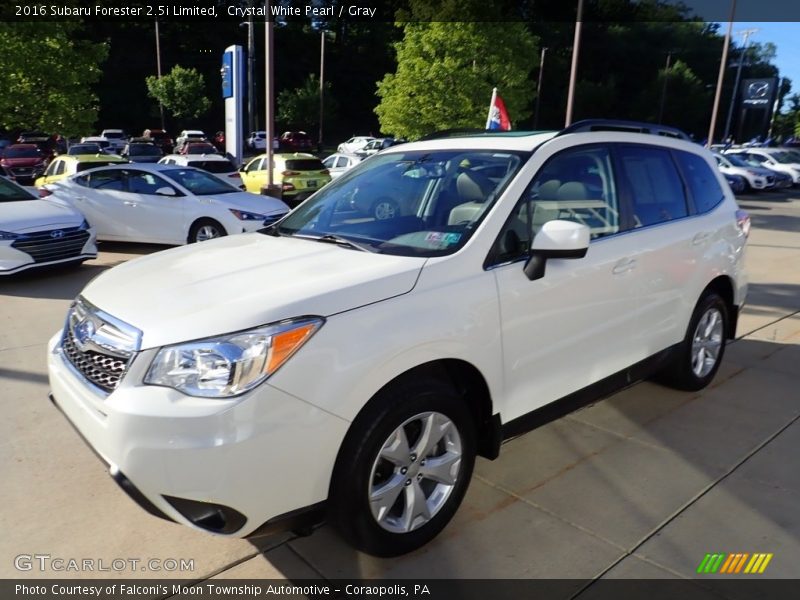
<box><xmin>697</xmin><ymin>553</ymin><xmax>773</xmax><ymax>574</ymax></box>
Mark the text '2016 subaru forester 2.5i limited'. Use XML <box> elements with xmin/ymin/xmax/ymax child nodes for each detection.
<box><xmin>48</xmin><ymin>120</ymin><xmax>749</xmax><ymax>557</ymax></box>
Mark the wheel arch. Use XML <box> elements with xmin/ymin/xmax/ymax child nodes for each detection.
<box><xmin>329</xmin><ymin>358</ymin><xmax>499</xmax><ymax>504</ymax></box>
<box><xmin>187</xmin><ymin>217</ymin><xmax>227</xmax><ymax>244</ymax></box>
<box><xmin>701</xmin><ymin>275</ymin><xmax>737</xmax><ymax>339</ymax></box>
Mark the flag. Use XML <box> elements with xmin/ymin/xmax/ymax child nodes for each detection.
<box><xmin>485</xmin><ymin>88</ymin><xmax>511</xmax><ymax>131</ymax></box>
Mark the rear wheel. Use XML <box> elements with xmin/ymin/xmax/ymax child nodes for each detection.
<box><xmin>329</xmin><ymin>376</ymin><xmax>476</xmax><ymax>556</ymax></box>
<box><xmin>657</xmin><ymin>292</ymin><xmax>728</xmax><ymax>391</ymax></box>
<box><xmin>189</xmin><ymin>219</ymin><xmax>226</xmax><ymax>243</ymax></box>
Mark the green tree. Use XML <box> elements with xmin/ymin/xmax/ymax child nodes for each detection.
<box><xmin>277</xmin><ymin>74</ymin><xmax>338</xmax><ymax>131</ymax></box>
<box><xmin>146</xmin><ymin>65</ymin><xmax>211</xmax><ymax>120</ymax></box>
<box><xmin>0</xmin><ymin>22</ymin><xmax>107</xmax><ymax>137</ymax></box>
<box><xmin>375</xmin><ymin>22</ymin><xmax>537</xmax><ymax>139</ymax></box>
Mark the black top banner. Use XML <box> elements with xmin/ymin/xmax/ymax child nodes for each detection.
<box><xmin>2</xmin><ymin>0</ymin><xmax>800</xmax><ymax>23</ymax></box>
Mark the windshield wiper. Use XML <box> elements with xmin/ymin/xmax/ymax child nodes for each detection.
<box><xmin>295</xmin><ymin>233</ymin><xmax>375</xmax><ymax>252</ymax></box>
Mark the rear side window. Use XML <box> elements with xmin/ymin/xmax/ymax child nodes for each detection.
<box><xmin>187</xmin><ymin>160</ymin><xmax>235</xmax><ymax>173</ymax></box>
<box><xmin>617</xmin><ymin>146</ymin><xmax>688</xmax><ymax>227</ymax></box>
<box><xmin>674</xmin><ymin>151</ymin><xmax>725</xmax><ymax>214</ymax></box>
<box><xmin>285</xmin><ymin>159</ymin><xmax>324</xmax><ymax>171</ymax></box>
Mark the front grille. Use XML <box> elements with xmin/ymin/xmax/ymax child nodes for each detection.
<box><xmin>766</xmin><ymin>176</ymin><xmax>775</xmax><ymax>184</ymax></box>
<box><xmin>60</xmin><ymin>297</ymin><xmax>141</xmax><ymax>395</ymax></box>
<box><xmin>11</xmin><ymin>227</ymin><xmax>90</xmax><ymax>263</ymax></box>
<box><xmin>62</xmin><ymin>327</ymin><xmax>129</xmax><ymax>393</ymax></box>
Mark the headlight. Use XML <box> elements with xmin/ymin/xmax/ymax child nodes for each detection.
<box><xmin>78</xmin><ymin>218</ymin><xmax>90</xmax><ymax>230</ymax></box>
<box><xmin>0</xmin><ymin>230</ymin><xmax>20</xmax><ymax>240</ymax></box>
<box><xmin>229</xmin><ymin>208</ymin><xmax>268</xmax><ymax>221</ymax></box>
<box><xmin>144</xmin><ymin>317</ymin><xmax>323</xmax><ymax>398</ymax></box>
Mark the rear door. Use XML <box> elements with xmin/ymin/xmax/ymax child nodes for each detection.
<box><xmin>72</xmin><ymin>169</ymin><xmax>130</xmax><ymax>238</ymax></box>
<box><xmin>613</xmin><ymin>144</ymin><xmax>702</xmax><ymax>355</ymax></box>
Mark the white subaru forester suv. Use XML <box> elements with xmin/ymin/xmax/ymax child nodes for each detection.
<box><xmin>48</xmin><ymin>120</ymin><xmax>749</xmax><ymax>557</ymax></box>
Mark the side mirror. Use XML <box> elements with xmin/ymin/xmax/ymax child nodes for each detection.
<box><xmin>155</xmin><ymin>186</ymin><xmax>176</xmax><ymax>197</ymax></box>
<box><xmin>523</xmin><ymin>220</ymin><xmax>590</xmax><ymax>281</ymax></box>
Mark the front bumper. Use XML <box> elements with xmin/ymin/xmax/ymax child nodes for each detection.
<box><xmin>47</xmin><ymin>331</ymin><xmax>349</xmax><ymax>537</ymax></box>
<box><xmin>0</xmin><ymin>231</ymin><xmax>97</xmax><ymax>275</ymax></box>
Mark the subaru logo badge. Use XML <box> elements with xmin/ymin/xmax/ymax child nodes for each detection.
<box><xmin>74</xmin><ymin>318</ymin><xmax>96</xmax><ymax>350</ymax></box>
<box><xmin>50</xmin><ymin>230</ymin><xmax>64</xmax><ymax>239</ymax></box>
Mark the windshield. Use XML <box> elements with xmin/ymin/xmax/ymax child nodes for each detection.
<box><xmin>0</xmin><ymin>176</ymin><xmax>36</xmax><ymax>201</ymax></box>
<box><xmin>103</xmin><ymin>132</ymin><xmax>124</xmax><ymax>139</ymax></box>
<box><xmin>3</xmin><ymin>147</ymin><xmax>41</xmax><ymax>159</ymax></box>
<box><xmin>129</xmin><ymin>144</ymin><xmax>162</xmax><ymax>156</ymax></box>
<box><xmin>770</xmin><ymin>151</ymin><xmax>799</xmax><ymax>165</ymax></box>
<box><xmin>274</xmin><ymin>149</ymin><xmax>526</xmax><ymax>257</ymax></box>
<box><xmin>163</xmin><ymin>168</ymin><xmax>237</xmax><ymax>195</ymax></box>
<box><xmin>724</xmin><ymin>154</ymin><xmax>750</xmax><ymax>168</ymax></box>
<box><xmin>69</xmin><ymin>144</ymin><xmax>101</xmax><ymax>155</ymax></box>
<box><xmin>187</xmin><ymin>160</ymin><xmax>235</xmax><ymax>173</ymax></box>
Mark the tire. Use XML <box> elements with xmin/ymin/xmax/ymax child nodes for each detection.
<box><xmin>656</xmin><ymin>292</ymin><xmax>728</xmax><ymax>391</ymax></box>
<box><xmin>372</xmin><ymin>197</ymin><xmax>399</xmax><ymax>220</ymax></box>
<box><xmin>329</xmin><ymin>376</ymin><xmax>476</xmax><ymax>557</ymax></box>
<box><xmin>188</xmin><ymin>218</ymin><xmax>227</xmax><ymax>243</ymax></box>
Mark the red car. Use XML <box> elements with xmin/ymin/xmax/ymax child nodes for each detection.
<box><xmin>179</xmin><ymin>142</ymin><xmax>219</xmax><ymax>155</ymax></box>
<box><xmin>279</xmin><ymin>131</ymin><xmax>314</xmax><ymax>152</ymax></box>
<box><xmin>0</xmin><ymin>144</ymin><xmax>48</xmax><ymax>184</ymax></box>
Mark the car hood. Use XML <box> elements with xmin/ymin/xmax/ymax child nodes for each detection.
<box><xmin>1</xmin><ymin>199</ymin><xmax>84</xmax><ymax>232</ymax></box>
<box><xmin>199</xmin><ymin>190</ymin><xmax>289</xmax><ymax>215</ymax></box>
<box><xmin>724</xmin><ymin>165</ymin><xmax>772</xmax><ymax>177</ymax></box>
<box><xmin>1</xmin><ymin>157</ymin><xmax>43</xmax><ymax>166</ymax></box>
<box><xmin>81</xmin><ymin>233</ymin><xmax>426</xmax><ymax>349</ymax></box>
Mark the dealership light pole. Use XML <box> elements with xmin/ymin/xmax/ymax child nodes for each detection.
<box><xmin>246</xmin><ymin>9</ymin><xmax>256</xmax><ymax>134</ymax></box>
<box><xmin>564</xmin><ymin>0</ymin><xmax>584</xmax><ymax>127</ymax></box>
<box><xmin>263</xmin><ymin>0</ymin><xmax>279</xmax><ymax>196</ymax></box>
<box><xmin>707</xmin><ymin>0</ymin><xmax>737</xmax><ymax>147</ymax></box>
<box><xmin>723</xmin><ymin>28</ymin><xmax>758</xmax><ymax>143</ymax></box>
<box><xmin>154</xmin><ymin>18</ymin><xmax>165</xmax><ymax>130</ymax></box>
<box><xmin>318</xmin><ymin>29</ymin><xmax>326</xmax><ymax>151</ymax></box>
<box><xmin>657</xmin><ymin>51</ymin><xmax>673</xmax><ymax>124</ymax></box>
<box><xmin>533</xmin><ymin>47</ymin><xmax>547</xmax><ymax>129</ymax></box>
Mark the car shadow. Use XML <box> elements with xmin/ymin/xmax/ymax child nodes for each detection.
<box><xmin>238</xmin><ymin>332</ymin><xmax>799</xmax><ymax>583</ymax></box>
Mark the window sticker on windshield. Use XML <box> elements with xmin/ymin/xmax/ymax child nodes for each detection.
<box><xmin>425</xmin><ymin>232</ymin><xmax>462</xmax><ymax>247</ymax></box>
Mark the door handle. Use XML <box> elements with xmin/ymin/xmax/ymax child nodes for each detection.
<box><xmin>123</xmin><ymin>201</ymin><xmax>137</xmax><ymax>207</ymax></box>
<box><xmin>75</xmin><ymin>196</ymin><xmax>86</xmax><ymax>202</ymax></box>
<box><xmin>693</xmin><ymin>232</ymin><xmax>712</xmax><ymax>245</ymax></box>
<box><xmin>612</xmin><ymin>258</ymin><xmax>637</xmax><ymax>274</ymax></box>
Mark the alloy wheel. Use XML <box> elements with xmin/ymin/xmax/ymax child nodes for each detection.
<box><xmin>368</xmin><ymin>411</ymin><xmax>463</xmax><ymax>534</ymax></box>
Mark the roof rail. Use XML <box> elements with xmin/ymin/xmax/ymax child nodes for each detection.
<box><xmin>417</xmin><ymin>128</ymin><xmax>493</xmax><ymax>141</ymax></box>
<box><xmin>558</xmin><ymin>119</ymin><xmax>691</xmax><ymax>141</ymax></box>
<box><xmin>418</xmin><ymin>128</ymin><xmax>557</xmax><ymax>141</ymax></box>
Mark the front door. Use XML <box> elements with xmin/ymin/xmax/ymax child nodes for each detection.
<box><xmin>490</xmin><ymin>144</ymin><xmax>643</xmax><ymax>421</ymax></box>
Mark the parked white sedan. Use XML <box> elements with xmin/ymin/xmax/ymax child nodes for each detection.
<box><xmin>0</xmin><ymin>175</ymin><xmax>97</xmax><ymax>275</ymax></box>
<box><xmin>44</xmin><ymin>164</ymin><xmax>289</xmax><ymax>245</ymax></box>
<box><xmin>159</xmin><ymin>154</ymin><xmax>244</xmax><ymax>189</ymax></box>
<box><xmin>322</xmin><ymin>153</ymin><xmax>362</xmax><ymax>179</ymax></box>
<box><xmin>337</xmin><ymin>136</ymin><xmax>375</xmax><ymax>155</ymax></box>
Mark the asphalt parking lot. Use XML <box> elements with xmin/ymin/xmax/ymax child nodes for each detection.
<box><xmin>1</xmin><ymin>189</ymin><xmax>799</xmax><ymax>592</ymax></box>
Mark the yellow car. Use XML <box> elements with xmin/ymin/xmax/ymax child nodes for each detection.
<box><xmin>240</xmin><ymin>152</ymin><xmax>331</xmax><ymax>206</ymax></box>
<box><xmin>35</xmin><ymin>154</ymin><xmax>128</xmax><ymax>187</ymax></box>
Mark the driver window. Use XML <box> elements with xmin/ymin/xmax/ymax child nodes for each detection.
<box><xmin>246</xmin><ymin>158</ymin><xmax>264</xmax><ymax>172</ymax></box>
<box><xmin>126</xmin><ymin>171</ymin><xmax>171</xmax><ymax>195</ymax></box>
<box><xmin>490</xmin><ymin>146</ymin><xmax>619</xmax><ymax>266</ymax></box>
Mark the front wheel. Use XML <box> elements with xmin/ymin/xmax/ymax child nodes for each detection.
<box><xmin>656</xmin><ymin>292</ymin><xmax>728</xmax><ymax>391</ymax></box>
<box><xmin>188</xmin><ymin>218</ymin><xmax>227</xmax><ymax>243</ymax></box>
<box><xmin>329</xmin><ymin>376</ymin><xmax>476</xmax><ymax>557</ymax></box>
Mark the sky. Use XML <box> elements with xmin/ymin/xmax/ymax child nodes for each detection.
<box><xmin>722</xmin><ymin>22</ymin><xmax>800</xmax><ymax>104</ymax></box>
